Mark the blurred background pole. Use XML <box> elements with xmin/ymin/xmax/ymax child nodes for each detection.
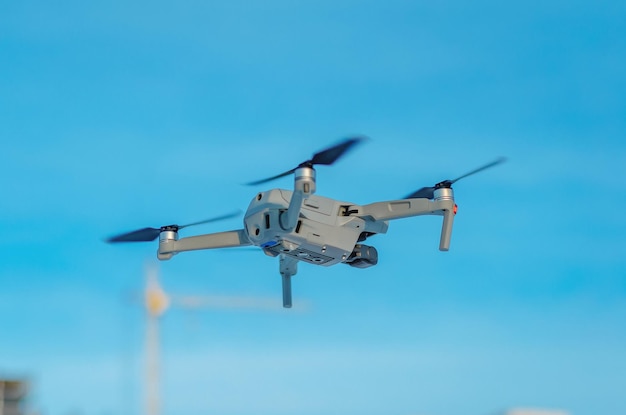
<box><xmin>144</xmin><ymin>265</ymin><xmax>169</xmax><ymax>415</ymax></box>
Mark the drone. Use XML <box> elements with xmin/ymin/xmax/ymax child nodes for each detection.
<box><xmin>107</xmin><ymin>137</ymin><xmax>505</xmax><ymax>308</ymax></box>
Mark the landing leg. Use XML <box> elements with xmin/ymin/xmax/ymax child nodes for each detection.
<box><xmin>279</xmin><ymin>255</ymin><xmax>298</xmax><ymax>308</ymax></box>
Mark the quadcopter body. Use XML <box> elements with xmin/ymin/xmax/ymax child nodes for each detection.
<box><xmin>109</xmin><ymin>137</ymin><xmax>503</xmax><ymax>308</ymax></box>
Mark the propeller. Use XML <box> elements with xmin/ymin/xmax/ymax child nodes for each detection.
<box><xmin>106</xmin><ymin>211</ymin><xmax>241</xmax><ymax>243</ymax></box>
<box><xmin>405</xmin><ymin>157</ymin><xmax>507</xmax><ymax>199</ymax></box>
<box><xmin>247</xmin><ymin>136</ymin><xmax>365</xmax><ymax>185</ymax></box>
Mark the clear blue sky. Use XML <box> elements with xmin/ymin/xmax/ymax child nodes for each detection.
<box><xmin>1</xmin><ymin>1</ymin><xmax>625</xmax><ymax>415</ymax></box>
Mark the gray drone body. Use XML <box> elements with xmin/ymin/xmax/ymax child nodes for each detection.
<box><xmin>108</xmin><ymin>137</ymin><xmax>504</xmax><ymax>308</ymax></box>
<box><xmin>244</xmin><ymin>188</ymin><xmax>375</xmax><ymax>267</ymax></box>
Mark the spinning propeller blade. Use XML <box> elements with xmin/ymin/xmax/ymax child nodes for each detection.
<box><xmin>448</xmin><ymin>157</ymin><xmax>507</xmax><ymax>184</ymax></box>
<box><xmin>106</xmin><ymin>211</ymin><xmax>241</xmax><ymax>243</ymax></box>
<box><xmin>107</xmin><ymin>227</ymin><xmax>163</xmax><ymax>243</ymax></box>
<box><xmin>405</xmin><ymin>157</ymin><xmax>506</xmax><ymax>199</ymax></box>
<box><xmin>310</xmin><ymin>138</ymin><xmax>363</xmax><ymax>165</ymax></box>
<box><xmin>247</xmin><ymin>136</ymin><xmax>365</xmax><ymax>185</ymax></box>
<box><xmin>405</xmin><ymin>186</ymin><xmax>436</xmax><ymax>200</ymax></box>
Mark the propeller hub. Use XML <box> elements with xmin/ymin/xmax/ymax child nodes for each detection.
<box><xmin>294</xmin><ymin>166</ymin><xmax>316</xmax><ymax>195</ymax></box>
<box><xmin>435</xmin><ymin>180</ymin><xmax>453</xmax><ymax>189</ymax></box>
<box><xmin>434</xmin><ymin>187</ymin><xmax>454</xmax><ymax>202</ymax></box>
<box><xmin>159</xmin><ymin>230</ymin><xmax>178</xmax><ymax>242</ymax></box>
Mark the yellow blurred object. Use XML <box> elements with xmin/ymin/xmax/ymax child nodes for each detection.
<box><xmin>144</xmin><ymin>283</ymin><xmax>170</xmax><ymax>317</ymax></box>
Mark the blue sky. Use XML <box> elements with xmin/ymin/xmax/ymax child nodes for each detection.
<box><xmin>1</xmin><ymin>1</ymin><xmax>625</xmax><ymax>415</ymax></box>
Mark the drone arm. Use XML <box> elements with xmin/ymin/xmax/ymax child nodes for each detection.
<box><xmin>281</xmin><ymin>189</ymin><xmax>305</xmax><ymax>231</ymax></box>
<box><xmin>439</xmin><ymin>207</ymin><xmax>454</xmax><ymax>251</ymax></box>
<box><xmin>157</xmin><ymin>229</ymin><xmax>251</xmax><ymax>259</ymax></box>
<box><xmin>356</xmin><ymin>198</ymin><xmax>456</xmax><ymax>251</ymax></box>
<box><xmin>281</xmin><ymin>166</ymin><xmax>316</xmax><ymax>232</ymax></box>
<box><xmin>357</xmin><ymin>198</ymin><xmax>448</xmax><ymax>220</ymax></box>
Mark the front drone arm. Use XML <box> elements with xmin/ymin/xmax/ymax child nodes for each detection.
<box><xmin>355</xmin><ymin>198</ymin><xmax>456</xmax><ymax>251</ymax></box>
<box><xmin>157</xmin><ymin>229</ymin><xmax>252</xmax><ymax>260</ymax></box>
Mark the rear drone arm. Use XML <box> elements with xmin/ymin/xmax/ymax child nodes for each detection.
<box><xmin>157</xmin><ymin>229</ymin><xmax>252</xmax><ymax>260</ymax></box>
<box><xmin>354</xmin><ymin>197</ymin><xmax>456</xmax><ymax>251</ymax></box>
